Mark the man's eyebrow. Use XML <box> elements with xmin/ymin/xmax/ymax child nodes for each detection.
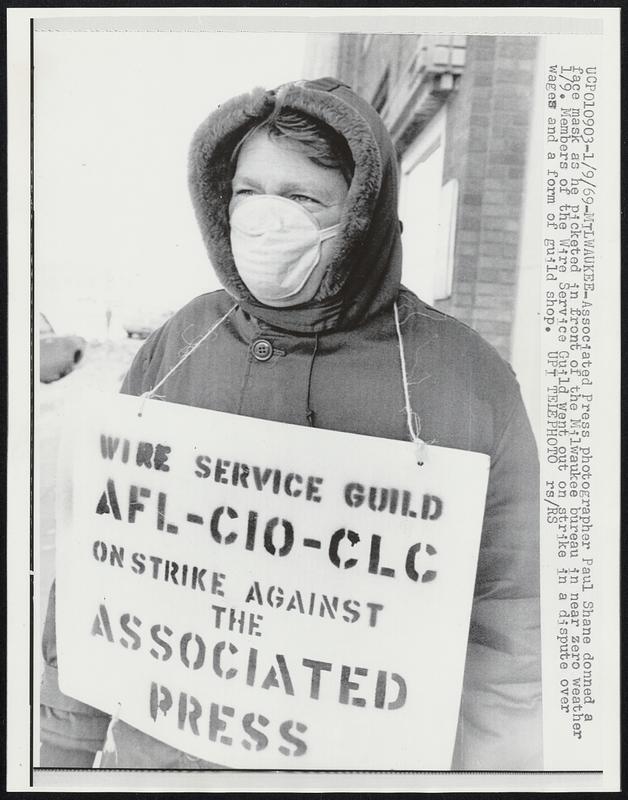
<box><xmin>279</xmin><ymin>180</ymin><xmax>330</xmax><ymax>197</ymax></box>
<box><xmin>233</xmin><ymin>175</ymin><xmax>332</xmax><ymax>202</ymax></box>
<box><xmin>233</xmin><ymin>175</ymin><xmax>334</xmax><ymax>201</ymax></box>
<box><xmin>232</xmin><ymin>176</ymin><xmax>263</xmax><ymax>189</ymax></box>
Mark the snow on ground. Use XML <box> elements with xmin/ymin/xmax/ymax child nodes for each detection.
<box><xmin>39</xmin><ymin>336</ymin><xmax>143</xmax><ymax>412</ymax></box>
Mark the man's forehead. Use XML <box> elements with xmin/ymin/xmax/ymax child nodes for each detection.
<box><xmin>235</xmin><ymin>130</ymin><xmax>312</xmax><ymax>167</ymax></box>
<box><xmin>233</xmin><ymin>131</ymin><xmax>344</xmax><ymax>192</ymax></box>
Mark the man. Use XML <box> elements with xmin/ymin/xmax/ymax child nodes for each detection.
<box><xmin>41</xmin><ymin>77</ymin><xmax>542</xmax><ymax>768</ymax></box>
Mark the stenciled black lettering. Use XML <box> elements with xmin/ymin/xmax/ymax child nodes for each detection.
<box><xmin>245</xmin><ymin>510</ymin><xmax>257</xmax><ymax>551</ymax></box>
<box><xmin>232</xmin><ymin>462</ymin><xmax>249</xmax><ymax>489</ymax></box>
<box><xmin>149</xmin><ymin>682</ymin><xmax>172</xmax><ymax>721</ymax></box>
<box><xmin>260</xmin><ymin>655</ymin><xmax>295</xmax><ymax>695</ymax></box>
<box><xmin>283</xmin><ymin>472</ymin><xmax>303</xmax><ymax>498</ymax></box>
<box><xmin>109</xmin><ymin>543</ymin><xmax>124</xmax><ymax>568</ymax></box>
<box><xmin>368</xmin><ymin>534</ymin><xmax>395</xmax><ymax>578</ymax></box>
<box><xmin>177</xmin><ymin>692</ymin><xmax>202</xmax><ymax>735</ymax></box>
<box><xmin>241</xmin><ymin>712</ymin><xmax>269</xmax><ymax>752</ymax></box>
<box><xmin>329</xmin><ymin>528</ymin><xmax>359</xmax><ymax>569</ymax></box>
<box><xmin>136</xmin><ymin>441</ymin><xmax>154</xmax><ymax>469</ymax></box>
<box><xmin>210</xmin><ymin>506</ymin><xmax>239</xmax><ymax>545</ymax></box>
<box><xmin>128</xmin><ymin>485</ymin><xmax>151</xmax><ymax>524</ymax></box>
<box><xmin>278</xmin><ymin>720</ymin><xmax>308</xmax><ymax>757</ymax></box>
<box><xmin>149</xmin><ymin>624</ymin><xmax>173</xmax><ymax>661</ymax></box>
<box><xmin>368</xmin><ymin>487</ymin><xmax>389</xmax><ymax>512</ymax></box>
<box><xmin>153</xmin><ymin>444</ymin><xmax>171</xmax><ymax>472</ymax></box>
<box><xmin>421</xmin><ymin>494</ymin><xmax>443</xmax><ymax>521</ymax></box>
<box><xmin>91</xmin><ymin>604</ymin><xmax>114</xmax><ymax>642</ymax></box>
<box><xmin>191</xmin><ymin>566</ymin><xmax>207</xmax><ymax>591</ymax></box>
<box><xmin>95</xmin><ymin>479</ymin><xmax>122</xmax><ymax>519</ymax></box>
<box><xmin>252</xmin><ymin>467</ymin><xmax>273</xmax><ymax>491</ymax></box>
<box><xmin>305</xmin><ymin>476</ymin><xmax>323</xmax><ymax>503</ymax></box>
<box><xmin>92</xmin><ymin>540</ymin><xmax>107</xmax><ymax>563</ymax></box>
<box><xmin>131</xmin><ymin>551</ymin><xmax>146</xmax><ymax>574</ymax></box>
<box><xmin>244</xmin><ymin>581</ymin><xmax>263</xmax><ymax>605</ymax></box>
<box><xmin>100</xmin><ymin>435</ymin><xmax>120</xmax><ymax>460</ymax></box>
<box><xmin>339</xmin><ymin>665</ymin><xmax>367</xmax><ymax>707</ymax></box>
<box><xmin>341</xmin><ymin>598</ymin><xmax>360</xmax><ymax>623</ymax></box>
<box><xmin>319</xmin><ymin>595</ymin><xmax>338</xmax><ymax>620</ymax></box>
<box><xmin>214</xmin><ymin>459</ymin><xmax>230</xmax><ymax>485</ymax></box>
<box><xmin>208</xmin><ymin>703</ymin><xmax>234</xmax><ymax>746</ymax></box>
<box><xmin>386</xmin><ymin>672</ymin><xmax>407</xmax><ymax>710</ymax></box>
<box><xmin>302</xmin><ymin>658</ymin><xmax>332</xmax><ymax>700</ymax></box>
<box><xmin>119</xmin><ymin>613</ymin><xmax>141</xmax><ymax>650</ymax></box>
<box><xmin>212</xmin><ymin>641</ymin><xmax>238</xmax><ymax>680</ymax></box>
<box><xmin>344</xmin><ymin>482</ymin><xmax>365</xmax><ymax>508</ymax></box>
<box><xmin>246</xmin><ymin>647</ymin><xmax>258</xmax><ymax>686</ymax></box>
<box><xmin>194</xmin><ymin>455</ymin><xmax>211</xmax><ymax>479</ymax></box>
<box><xmin>263</xmin><ymin>517</ymin><xmax>294</xmax><ymax>557</ymax></box>
<box><xmin>180</xmin><ymin>632</ymin><xmax>206</xmax><ymax>670</ymax></box>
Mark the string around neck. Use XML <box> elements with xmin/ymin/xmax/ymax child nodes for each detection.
<box><xmin>137</xmin><ymin>303</ymin><xmax>238</xmax><ymax>417</ymax></box>
<box><xmin>393</xmin><ymin>301</ymin><xmax>427</xmax><ymax>466</ymax></box>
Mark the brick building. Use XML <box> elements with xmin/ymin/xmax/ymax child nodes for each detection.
<box><xmin>302</xmin><ymin>34</ymin><xmax>539</xmax><ymax>365</ymax></box>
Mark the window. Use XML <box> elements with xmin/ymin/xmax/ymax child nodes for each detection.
<box><xmin>398</xmin><ymin>107</ymin><xmax>457</xmax><ymax>305</ymax></box>
<box><xmin>371</xmin><ymin>69</ymin><xmax>389</xmax><ymax>114</ymax></box>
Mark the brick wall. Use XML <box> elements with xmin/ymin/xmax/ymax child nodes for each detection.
<box><xmin>438</xmin><ymin>35</ymin><xmax>538</xmax><ymax>359</ymax></box>
<box><xmin>322</xmin><ymin>34</ymin><xmax>538</xmax><ymax>360</ymax></box>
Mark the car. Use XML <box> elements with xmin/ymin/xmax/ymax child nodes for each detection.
<box><xmin>122</xmin><ymin>310</ymin><xmax>173</xmax><ymax>339</ymax></box>
<box><xmin>39</xmin><ymin>312</ymin><xmax>86</xmax><ymax>383</ymax></box>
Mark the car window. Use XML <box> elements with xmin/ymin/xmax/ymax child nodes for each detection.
<box><xmin>39</xmin><ymin>313</ymin><xmax>54</xmax><ymax>334</ymax></box>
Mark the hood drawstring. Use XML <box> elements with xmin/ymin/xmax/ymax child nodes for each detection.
<box><xmin>305</xmin><ymin>333</ymin><xmax>319</xmax><ymax>426</ymax></box>
<box><xmin>393</xmin><ymin>301</ymin><xmax>427</xmax><ymax>466</ymax></box>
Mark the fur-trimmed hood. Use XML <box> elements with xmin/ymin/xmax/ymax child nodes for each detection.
<box><xmin>188</xmin><ymin>77</ymin><xmax>402</xmax><ymax>334</ymax></box>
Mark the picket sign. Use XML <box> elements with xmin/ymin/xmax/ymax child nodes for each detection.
<box><xmin>56</xmin><ymin>392</ymin><xmax>489</xmax><ymax>769</ymax></box>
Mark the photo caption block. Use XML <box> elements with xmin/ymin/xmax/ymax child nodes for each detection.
<box><xmin>541</xmin><ymin>39</ymin><xmax>602</xmax><ymax>770</ymax></box>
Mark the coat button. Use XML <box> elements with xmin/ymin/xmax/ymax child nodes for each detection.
<box><xmin>251</xmin><ymin>338</ymin><xmax>273</xmax><ymax>362</ymax></box>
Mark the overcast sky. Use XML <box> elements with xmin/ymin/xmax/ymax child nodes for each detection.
<box><xmin>35</xmin><ymin>31</ymin><xmax>310</xmax><ymax>337</ymax></box>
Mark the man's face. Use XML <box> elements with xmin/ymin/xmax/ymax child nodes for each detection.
<box><xmin>229</xmin><ymin>131</ymin><xmax>349</xmax><ymax>307</ymax></box>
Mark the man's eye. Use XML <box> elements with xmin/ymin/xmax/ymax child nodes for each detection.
<box><xmin>290</xmin><ymin>194</ymin><xmax>318</xmax><ymax>204</ymax></box>
<box><xmin>234</xmin><ymin>188</ymin><xmax>254</xmax><ymax>196</ymax></box>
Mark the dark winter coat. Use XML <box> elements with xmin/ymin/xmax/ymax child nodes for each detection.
<box><xmin>40</xmin><ymin>77</ymin><xmax>542</xmax><ymax>769</ymax></box>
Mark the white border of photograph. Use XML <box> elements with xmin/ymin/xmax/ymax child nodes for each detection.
<box><xmin>7</xmin><ymin>6</ymin><xmax>620</xmax><ymax>793</ymax></box>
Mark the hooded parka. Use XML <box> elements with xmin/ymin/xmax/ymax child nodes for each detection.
<box><xmin>41</xmin><ymin>78</ymin><xmax>542</xmax><ymax>770</ymax></box>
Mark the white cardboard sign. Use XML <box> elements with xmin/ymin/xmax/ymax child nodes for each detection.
<box><xmin>56</xmin><ymin>393</ymin><xmax>489</xmax><ymax>769</ymax></box>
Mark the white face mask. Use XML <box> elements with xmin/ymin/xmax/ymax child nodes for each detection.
<box><xmin>229</xmin><ymin>194</ymin><xmax>341</xmax><ymax>303</ymax></box>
